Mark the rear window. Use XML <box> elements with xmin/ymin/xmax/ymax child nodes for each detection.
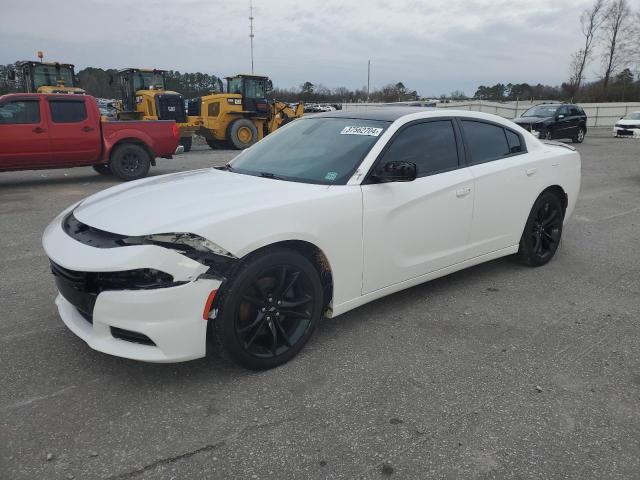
<box><xmin>50</xmin><ymin>100</ymin><xmax>87</xmax><ymax>123</ymax></box>
<box><xmin>0</xmin><ymin>100</ymin><xmax>40</xmax><ymax>124</ymax></box>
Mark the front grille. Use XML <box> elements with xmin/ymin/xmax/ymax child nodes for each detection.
<box><xmin>51</xmin><ymin>261</ymin><xmax>97</xmax><ymax>321</ymax></box>
<box><xmin>111</xmin><ymin>327</ymin><xmax>156</xmax><ymax>346</ymax></box>
<box><xmin>156</xmin><ymin>94</ymin><xmax>186</xmax><ymax>123</ymax></box>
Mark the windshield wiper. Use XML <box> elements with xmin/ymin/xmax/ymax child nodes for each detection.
<box><xmin>215</xmin><ymin>164</ymin><xmax>235</xmax><ymax>172</ymax></box>
<box><xmin>258</xmin><ymin>172</ymin><xmax>284</xmax><ymax>180</ymax></box>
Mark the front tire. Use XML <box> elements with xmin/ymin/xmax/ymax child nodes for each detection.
<box><xmin>108</xmin><ymin>144</ymin><xmax>151</xmax><ymax>181</ymax></box>
<box><xmin>518</xmin><ymin>192</ymin><xmax>564</xmax><ymax>266</ymax></box>
<box><xmin>212</xmin><ymin>249</ymin><xmax>323</xmax><ymax>370</ymax></box>
<box><xmin>228</xmin><ymin>118</ymin><xmax>258</xmax><ymax>150</ymax></box>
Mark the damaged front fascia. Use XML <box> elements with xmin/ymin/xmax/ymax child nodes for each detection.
<box><xmin>63</xmin><ymin>212</ymin><xmax>238</xmax><ymax>281</ymax></box>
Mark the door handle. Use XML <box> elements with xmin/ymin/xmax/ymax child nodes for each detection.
<box><xmin>526</xmin><ymin>167</ymin><xmax>537</xmax><ymax>176</ymax></box>
<box><xmin>32</xmin><ymin>127</ymin><xmax>45</xmax><ymax>134</ymax></box>
<box><xmin>456</xmin><ymin>186</ymin><xmax>472</xmax><ymax>198</ymax></box>
<box><xmin>82</xmin><ymin>126</ymin><xmax>95</xmax><ymax>132</ymax></box>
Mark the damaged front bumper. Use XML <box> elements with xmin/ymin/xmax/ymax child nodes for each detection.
<box><xmin>42</xmin><ymin>205</ymin><xmax>223</xmax><ymax>363</ymax></box>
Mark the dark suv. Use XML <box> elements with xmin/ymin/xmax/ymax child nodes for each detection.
<box><xmin>513</xmin><ymin>104</ymin><xmax>587</xmax><ymax>143</ymax></box>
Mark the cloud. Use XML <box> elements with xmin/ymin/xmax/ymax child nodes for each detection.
<box><xmin>1</xmin><ymin>0</ymin><xmax>599</xmax><ymax>96</ymax></box>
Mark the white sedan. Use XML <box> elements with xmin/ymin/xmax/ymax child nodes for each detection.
<box><xmin>613</xmin><ymin>111</ymin><xmax>640</xmax><ymax>138</ymax></box>
<box><xmin>43</xmin><ymin>109</ymin><xmax>581</xmax><ymax>369</ymax></box>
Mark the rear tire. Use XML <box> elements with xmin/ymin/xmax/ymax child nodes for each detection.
<box><xmin>92</xmin><ymin>164</ymin><xmax>112</xmax><ymax>176</ymax></box>
<box><xmin>518</xmin><ymin>191</ymin><xmax>564</xmax><ymax>266</ymax></box>
<box><xmin>228</xmin><ymin>118</ymin><xmax>258</xmax><ymax>150</ymax></box>
<box><xmin>179</xmin><ymin>137</ymin><xmax>192</xmax><ymax>152</ymax></box>
<box><xmin>108</xmin><ymin>144</ymin><xmax>151</xmax><ymax>181</ymax></box>
<box><xmin>572</xmin><ymin>127</ymin><xmax>585</xmax><ymax>143</ymax></box>
<box><xmin>211</xmin><ymin>248</ymin><xmax>323</xmax><ymax>370</ymax></box>
<box><xmin>206</xmin><ymin>138</ymin><xmax>231</xmax><ymax>150</ymax></box>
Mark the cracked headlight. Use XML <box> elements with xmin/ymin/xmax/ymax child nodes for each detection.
<box><xmin>141</xmin><ymin>233</ymin><xmax>235</xmax><ymax>258</ymax></box>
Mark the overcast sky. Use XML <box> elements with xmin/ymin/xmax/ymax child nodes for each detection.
<box><xmin>2</xmin><ymin>0</ymin><xmax>601</xmax><ymax>96</ymax></box>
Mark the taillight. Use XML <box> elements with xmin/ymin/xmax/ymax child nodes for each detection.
<box><xmin>172</xmin><ymin>123</ymin><xmax>180</xmax><ymax>140</ymax></box>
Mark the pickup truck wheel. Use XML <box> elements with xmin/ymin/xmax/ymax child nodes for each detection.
<box><xmin>109</xmin><ymin>144</ymin><xmax>151</xmax><ymax>181</ymax></box>
<box><xmin>92</xmin><ymin>164</ymin><xmax>112</xmax><ymax>176</ymax></box>
<box><xmin>179</xmin><ymin>137</ymin><xmax>192</xmax><ymax>152</ymax></box>
<box><xmin>229</xmin><ymin>118</ymin><xmax>258</xmax><ymax>150</ymax></box>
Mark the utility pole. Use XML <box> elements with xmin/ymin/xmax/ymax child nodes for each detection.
<box><xmin>367</xmin><ymin>59</ymin><xmax>370</xmax><ymax>102</ymax></box>
<box><xmin>249</xmin><ymin>0</ymin><xmax>255</xmax><ymax>74</ymax></box>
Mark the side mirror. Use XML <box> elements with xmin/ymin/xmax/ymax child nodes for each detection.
<box><xmin>557</xmin><ymin>114</ymin><xmax>565</xmax><ymax>119</ymax></box>
<box><xmin>373</xmin><ymin>161</ymin><xmax>417</xmax><ymax>183</ymax></box>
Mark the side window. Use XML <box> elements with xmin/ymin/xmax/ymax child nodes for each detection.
<box><xmin>461</xmin><ymin>120</ymin><xmax>510</xmax><ymax>164</ymax></box>
<box><xmin>569</xmin><ymin>106</ymin><xmax>581</xmax><ymax>116</ymax></box>
<box><xmin>379</xmin><ymin>120</ymin><xmax>459</xmax><ymax>178</ymax></box>
<box><xmin>558</xmin><ymin>106</ymin><xmax>570</xmax><ymax>116</ymax></box>
<box><xmin>0</xmin><ymin>101</ymin><xmax>40</xmax><ymax>125</ymax></box>
<box><xmin>49</xmin><ymin>100</ymin><xmax>87</xmax><ymax>123</ymax></box>
<box><xmin>505</xmin><ymin>129</ymin><xmax>524</xmax><ymax>154</ymax></box>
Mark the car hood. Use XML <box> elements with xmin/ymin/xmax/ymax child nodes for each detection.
<box><xmin>617</xmin><ymin>119</ymin><xmax>640</xmax><ymax>126</ymax></box>
<box><xmin>513</xmin><ymin>116</ymin><xmax>552</xmax><ymax>124</ymax></box>
<box><xmin>74</xmin><ymin>168</ymin><xmax>331</xmax><ymax>237</ymax></box>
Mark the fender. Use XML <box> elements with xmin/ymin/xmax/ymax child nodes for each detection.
<box><xmin>101</xmin><ymin>126</ymin><xmax>156</xmax><ymax>162</ymax></box>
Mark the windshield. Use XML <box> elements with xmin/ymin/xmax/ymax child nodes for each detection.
<box><xmin>623</xmin><ymin>112</ymin><xmax>640</xmax><ymax>120</ymax></box>
<box><xmin>227</xmin><ymin>77</ymin><xmax>243</xmax><ymax>94</ymax></box>
<box><xmin>522</xmin><ymin>105</ymin><xmax>559</xmax><ymax>117</ymax></box>
<box><xmin>229</xmin><ymin>117</ymin><xmax>389</xmax><ymax>185</ymax></box>
<box><xmin>32</xmin><ymin>64</ymin><xmax>74</xmax><ymax>88</ymax></box>
<box><xmin>133</xmin><ymin>72</ymin><xmax>165</xmax><ymax>91</ymax></box>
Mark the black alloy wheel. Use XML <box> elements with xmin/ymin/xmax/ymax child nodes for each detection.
<box><xmin>212</xmin><ymin>249</ymin><xmax>323</xmax><ymax>370</ymax></box>
<box><xmin>519</xmin><ymin>192</ymin><xmax>564</xmax><ymax>266</ymax></box>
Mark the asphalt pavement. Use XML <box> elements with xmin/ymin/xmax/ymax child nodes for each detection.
<box><xmin>1</xmin><ymin>130</ymin><xmax>639</xmax><ymax>479</ymax></box>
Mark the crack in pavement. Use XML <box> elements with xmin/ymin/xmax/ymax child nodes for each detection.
<box><xmin>106</xmin><ymin>415</ymin><xmax>301</xmax><ymax>479</ymax></box>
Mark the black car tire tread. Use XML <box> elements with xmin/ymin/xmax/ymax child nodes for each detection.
<box><xmin>518</xmin><ymin>191</ymin><xmax>564</xmax><ymax>267</ymax></box>
<box><xmin>211</xmin><ymin>248</ymin><xmax>323</xmax><ymax>370</ymax></box>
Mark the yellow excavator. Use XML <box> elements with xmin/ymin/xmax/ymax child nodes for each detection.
<box><xmin>112</xmin><ymin>68</ymin><xmax>187</xmax><ymax>124</ymax></box>
<box><xmin>10</xmin><ymin>60</ymin><xmax>85</xmax><ymax>94</ymax></box>
<box><xmin>181</xmin><ymin>74</ymin><xmax>304</xmax><ymax>151</ymax></box>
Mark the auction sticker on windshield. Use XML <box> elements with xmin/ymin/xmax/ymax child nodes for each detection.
<box><xmin>340</xmin><ymin>126</ymin><xmax>383</xmax><ymax>136</ymax></box>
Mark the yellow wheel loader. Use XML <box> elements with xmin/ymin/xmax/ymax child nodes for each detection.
<box><xmin>182</xmin><ymin>74</ymin><xmax>303</xmax><ymax>151</ymax></box>
<box><xmin>113</xmin><ymin>68</ymin><xmax>187</xmax><ymax>125</ymax></box>
<box><xmin>9</xmin><ymin>61</ymin><xmax>85</xmax><ymax>94</ymax></box>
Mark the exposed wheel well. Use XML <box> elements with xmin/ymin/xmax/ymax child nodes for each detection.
<box><xmin>250</xmin><ymin>240</ymin><xmax>334</xmax><ymax>311</ymax></box>
<box><xmin>541</xmin><ymin>185</ymin><xmax>568</xmax><ymax>215</ymax></box>
<box><xmin>110</xmin><ymin>139</ymin><xmax>156</xmax><ymax>166</ymax></box>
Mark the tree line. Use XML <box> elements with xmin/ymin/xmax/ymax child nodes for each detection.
<box><xmin>475</xmin><ymin>0</ymin><xmax>640</xmax><ymax>102</ymax></box>
<box><xmin>0</xmin><ymin>65</ymin><xmax>223</xmax><ymax>99</ymax></box>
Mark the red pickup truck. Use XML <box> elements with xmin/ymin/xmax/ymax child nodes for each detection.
<box><xmin>0</xmin><ymin>93</ymin><xmax>181</xmax><ymax>181</ymax></box>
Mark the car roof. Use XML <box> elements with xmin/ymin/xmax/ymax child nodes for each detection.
<box><xmin>310</xmin><ymin>108</ymin><xmax>437</xmax><ymax>122</ymax></box>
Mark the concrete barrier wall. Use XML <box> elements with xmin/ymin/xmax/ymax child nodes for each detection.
<box><xmin>342</xmin><ymin>101</ymin><xmax>640</xmax><ymax>127</ymax></box>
